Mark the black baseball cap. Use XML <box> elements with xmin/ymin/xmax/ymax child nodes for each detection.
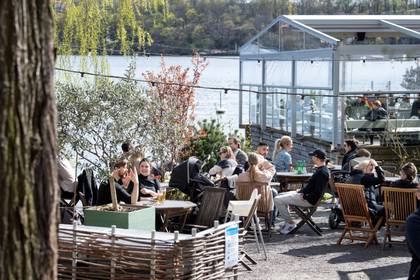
<box><xmin>309</xmin><ymin>149</ymin><xmax>327</xmax><ymax>160</ymax></box>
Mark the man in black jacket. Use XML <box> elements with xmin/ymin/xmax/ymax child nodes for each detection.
<box><xmin>407</xmin><ymin>185</ymin><xmax>420</xmax><ymax>280</ymax></box>
<box><xmin>274</xmin><ymin>149</ymin><xmax>330</xmax><ymax>235</ymax></box>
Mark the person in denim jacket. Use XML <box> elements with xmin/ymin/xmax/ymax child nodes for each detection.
<box><xmin>273</xmin><ymin>136</ymin><xmax>293</xmax><ymax>172</ymax></box>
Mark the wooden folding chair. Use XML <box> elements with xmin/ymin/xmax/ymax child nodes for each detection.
<box><xmin>335</xmin><ymin>183</ymin><xmax>383</xmax><ymax>248</ymax></box>
<box><xmin>236</xmin><ymin>181</ymin><xmax>273</xmax><ymax>237</ymax></box>
<box><xmin>289</xmin><ymin>197</ymin><xmax>323</xmax><ymax>236</ymax></box>
<box><xmin>382</xmin><ymin>187</ymin><xmax>417</xmax><ymax>248</ymax></box>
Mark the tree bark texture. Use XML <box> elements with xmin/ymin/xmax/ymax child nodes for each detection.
<box><xmin>0</xmin><ymin>1</ymin><xmax>58</xmax><ymax>279</ymax></box>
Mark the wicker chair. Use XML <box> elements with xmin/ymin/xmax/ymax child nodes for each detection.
<box><xmin>235</xmin><ymin>181</ymin><xmax>273</xmax><ymax>237</ymax></box>
<box><xmin>382</xmin><ymin>187</ymin><xmax>417</xmax><ymax>248</ymax></box>
<box><xmin>335</xmin><ymin>183</ymin><xmax>383</xmax><ymax>248</ymax></box>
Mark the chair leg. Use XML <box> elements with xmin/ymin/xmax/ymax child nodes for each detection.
<box><xmin>251</xmin><ymin>217</ymin><xmax>260</xmax><ymax>253</ymax></box>
<box><xmin>337</xmin><ymin>228</ymin><xmax>348</xmax><ymax>245</ymax></box>
<box><xmin>255</xmin><ymin>216</ymin><xmax>267</xmax><ymax>261</ymax></box>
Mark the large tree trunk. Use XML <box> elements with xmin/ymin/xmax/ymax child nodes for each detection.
<box><xmin>0</xmin><ymin>1</ymin><xmax>57</xmax><ymax>279</ymax></box>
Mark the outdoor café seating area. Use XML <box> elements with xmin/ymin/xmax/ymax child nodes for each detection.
<box><xmin>58</xmin><ymin>142</ymin><xmax>420</xmax><ymax>279</ymax></box>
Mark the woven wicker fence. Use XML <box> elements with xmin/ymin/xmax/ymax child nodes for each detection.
<box><xmin>58</xmin><ymin>221</ymin><xmax>241</xmax><ymax>280</ymax></box>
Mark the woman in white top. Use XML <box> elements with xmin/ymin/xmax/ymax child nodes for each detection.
<box><xmin>209</xmin><ymin>146</ymin><xmax>238</xmax><ymax>177</ymax></box>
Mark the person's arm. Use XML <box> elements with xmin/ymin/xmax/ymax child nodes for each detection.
<box><xmin>140</xmin><ymin>187</ymin><xmax>158</xmax><ymax>197</ymax></box>
<box><xmin>130</xmin><ymin>168</ymin><xmax>139</xmax><ymax>204</ymax></box>
<box><xmin>209</xmin><ymin>165</ymin><xmax>222</xmax><ymax>176</ymax></box>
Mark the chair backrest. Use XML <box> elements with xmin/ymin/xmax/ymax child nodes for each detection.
<box><xmin>195</xmin><ymin>187</ymin><xmax>226</xmax><ymax>227</ymax></box>
<box><xmin>382</xmin><ymin>187</ymin><xmax>417</xmax><ymax>225</ymax></box>
<box><xmin>335</xmin><ymin>183</ymin><xmax>372</xmax><ymax>226</ymax></box>
<box><xmin>242</xmin><ymin>194</ymin><xmax>261</xmax><ymax>230</ymax></box>
<box><xmin>235</xmin><ymin>181</ymin><xmax>273</xmax><ymax>215</ymax></box>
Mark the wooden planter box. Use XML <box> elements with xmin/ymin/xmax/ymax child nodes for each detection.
<box><xmin>84</xmin><ymin>206</ymin><xmax>155</xmax><ymax>231</ymax></box>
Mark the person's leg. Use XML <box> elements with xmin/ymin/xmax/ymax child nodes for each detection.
<box><xmin>271</xmin><ymin>188</ymin><xmax>278</xmax><ymax>225</ymax></box>
<box><xmin>274</xmin><ymin>191</ymin><xmax>312</xmax><ymax>224</ymax></box>
<box><xmin>407</xmin><ymin>212</ymin><xmax>420</xmax><ymax>279</ymax></box>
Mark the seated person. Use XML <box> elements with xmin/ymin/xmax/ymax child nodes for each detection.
<box><xmin>272</xmin><ymin>136</ymin><xmax>293</xmax><ymax>172</ymax></box>
<box><xmin>407</xmin><ymin>187</ymin><xmax>420</xmax><ymax>279</ymax></box>
<box><xmin>391</xmin><ymin>162</ymin><xmax>418</xmax><ymax>189</ymax></box>
<box><xmin>236</xmin><ymin>153</ymin><xmax>275</xmax><ymax>184</ymax></box>
<box><xmin>58</xmin><ymin>157</ymin><xmax>77</xmax><ymax>199</ymax></box>
<box><xmin>410</xmin><ymin>95</ymin><xmax>420</xmax><ymax>118</ymax></box>
<box><xmin>256</xmin><ymin>142</ymin><xmax>270</xmax><ymax>160</ymax></box>
<box><xmin>209</xmin><ymin>146</ymin><xmax>238</xmax><ymax>177</ymax></box>
<box><xmin>341</xmin><ymin>139</ymin><xmax>359</xmax><ymax>172</ymax></box>
<box><xmin>97</xmin><ymin>159</ymin><xmax>139</xmax><ymax>205</ymax></box>
<box><xmin>274</xmin><ymin>149</ymin><xmax>330</xmax><ymax>235</ymax></box>
<box><xmin>365</xmin><ymin>100</ymin><xmax>388</xmax><ymax>121</ymax></box>
<box><xmin>355</xmin><ymin>159</ymin><xmax>385</xmax><ymax>224</ymax></box>
<box><xmin>137</xmin><ymin>158</ymin><xmax>160</xmax><ymax>198</ymax></box>
<box><xmin>348</xmin><ymin>148</ymin><xmax>371</xmax><ymax>170</ymax></box>
<box><xmin>228</xmin><ymin>136</ymin><xmax>248</xmax><ymax>166</ymax></box>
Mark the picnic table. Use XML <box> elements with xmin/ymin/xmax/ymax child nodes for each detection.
<box><xmin>135</xmin><ymin>199</ymin><xmax>197</xmax><ymax>232</ymax></box>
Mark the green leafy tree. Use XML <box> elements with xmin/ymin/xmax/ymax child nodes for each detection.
<box><xmin>57</xmin><ymin>64</ymin><xmax>151</xmax><ymax>178</ymax></box>
<box><xmin>401</xmin><ymin>65</ymin><xmax>420</xmax><ymax>90</ymax></box>
<box><xmin>181</xmin><ymin>119</ymin><xmax>228</xmax><ymax>172</ymax></box>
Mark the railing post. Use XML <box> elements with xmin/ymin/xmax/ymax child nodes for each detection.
<box><xmin>110</xmin><ymin>225</ymin><xmax>116</xmax><ymax>280</ymax></box>
<box><xmin>150</xmin><ymin>231</ymin><xmax>156</xmax><ymax>280</ymax></box>
<box><xmin>72</xmin><ymin>221</ymin><xmax>77</xmax><ymax>280</ymax></box>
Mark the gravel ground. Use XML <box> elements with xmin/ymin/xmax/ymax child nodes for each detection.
<box><xmin>238</xmin><ymin>204</ymin><xmax>412</xmax><ymax>280</ymax></box>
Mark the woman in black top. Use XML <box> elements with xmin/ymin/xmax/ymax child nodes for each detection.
<box><xmin>97</xmin><ymin>159</ymin><xmax>139</xmax><ymax>205</ymax></box>
<box><xmin>341</xmin><ymin>139</ymin><xmax>358</xmax><ymax>172</ymax></box>
<box><xmin>137</xmin><ymin>158</ymin><xmax>160</xmax><ymax>198</ymax></box>
<box><xmin>391</xmin><ymin>162</ymin><xmax>418</xmax><ymax>189</ymax></box>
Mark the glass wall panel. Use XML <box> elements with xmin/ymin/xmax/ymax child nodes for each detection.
<box><xmin>248</xmin><ymin>19</ymin><xmax>333</xmax><ymax>54</ymax></box>
<box><xmin>241</xmin><ymin>86</ymin><xmax>261</xmax><ymax>125</ymax></box>
<box><xmin>265</xmin><ymin>88</ymin><xmax>291</xmax><ymax>133</ymax></box>
<box><xmin>297</xmin><ymin>90</ymin><xmax>335</xmax><ymax>142</ymax></box>
<box><xmin>266</xmin><ymin>61</ymin><xmax>292</xmax><ymax>87</ymax></box>
<box><xmin>242</xmin><ymin>60</ymin><xmax>262</xmax><ymax>85</ymax></box>
<box><xmin>296</xmin><ymin>61</ymin><xmax>332</xmax><ymax>88</ymax></box>
<box><xmin>340</xmin><ymin>60</ymin><xmax>420</xmax><ymax>92</ymax></box>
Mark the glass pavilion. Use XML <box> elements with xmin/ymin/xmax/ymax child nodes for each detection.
<box><xmin>239</xmin><ymin>15</ymin><xmax>420</xmax><ymax>147</ymax></box>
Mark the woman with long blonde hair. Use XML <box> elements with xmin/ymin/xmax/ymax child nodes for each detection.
<box><xmin>236</xmin><ymin>153</ymin><xmax>275</xmax><ymax>183</ymax></box>
<box><xmin>273</xmin><ymin>136</ymin><xmax>293</xmax><ymax>172</ymax></box>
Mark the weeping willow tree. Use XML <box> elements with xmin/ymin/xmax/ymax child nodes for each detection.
<box><xmin>53</xmin><ymin>0</ymin><xmax>168</xmax><ymax>71</ymax></box>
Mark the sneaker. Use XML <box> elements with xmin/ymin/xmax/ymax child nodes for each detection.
<box><xmin>277</xmin><ymin>223</ymin><xmax>287</xmax><ymax>233</ymax></box>
<box><xmin>280</xmin><ymin>223</ymin><xmax>296</xmax><ymax>235</ymax></box>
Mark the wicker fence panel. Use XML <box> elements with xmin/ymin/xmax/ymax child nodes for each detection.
<box><xmin>58</xmin><ymin>222</ymin><xmax>241</xmax><ymax>280</ymax></box>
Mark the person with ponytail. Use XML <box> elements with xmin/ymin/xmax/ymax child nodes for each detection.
<box><xmin>273</xmin><ymin>136</ymin><xmax>293</xmax><ymax>172</ymax></box>
<box><xmin>236</xmin><ymin>153</ymin><xmax>275</xmax><ymax>184</ymax></box>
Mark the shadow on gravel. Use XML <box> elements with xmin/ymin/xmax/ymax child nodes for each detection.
<box><xmin>336</xmin><ymin>262</ymin><xmax>410</xmax><ymax>280</ymax></box>
<box><xmin>284</xmin><ymin>243</ymin><xmax>410</xmax><ymax>264</ymax></box>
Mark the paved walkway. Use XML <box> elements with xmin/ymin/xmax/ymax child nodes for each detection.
<box><xmin>239</xmin><ymin>205</ymin><xmax>412</xmax><ymax>280</ymax></box>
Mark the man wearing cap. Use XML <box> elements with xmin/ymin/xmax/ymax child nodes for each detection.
<box><xmin>274</xmin><ymin>149</ymin><xmax>330</xmax><ymax>235</ymax></box>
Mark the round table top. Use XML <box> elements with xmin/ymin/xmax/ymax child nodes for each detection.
<box><xmin>135</xmin><ymin>199</ymin><xmax>197</xmax><ymax>210</ymax></box>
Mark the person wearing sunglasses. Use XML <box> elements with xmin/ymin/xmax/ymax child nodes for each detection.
<box><xmin>209</xmin><ymin>146</ymin><xmax>238</xmax><ymax>177</ymax></box>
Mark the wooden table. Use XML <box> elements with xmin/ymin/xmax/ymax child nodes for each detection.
<box><xmin>276</xmin><ymin>172</ymin><xmax>313</xmax><ymax>192</ymax></box>
<box><xmin>135</xmin><ymin>200</ymin><xmax>197</xmax><ymax>232</ymax></box>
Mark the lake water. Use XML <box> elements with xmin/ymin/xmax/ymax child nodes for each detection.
<box><xmin>57</xmin><ymin>55</ymin><xmax>418</xmax><ymax>132</ymax></box>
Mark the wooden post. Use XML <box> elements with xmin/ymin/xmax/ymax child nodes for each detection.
<box><xmin>109</xmin><ymin>175</ymin><xmax>119</xmax><ymax>211</ymax></box>
<box><xmin>213</xmin><ymin>221</ymin><xmax>219</xmax><ymax>229</ymax></box>
<box><xmin>110</xmin><ymin>225</ymin><xmax>116</xmax><ymax>280</ymax></box>
<box><xmin>72</xmin><ymin>221</ymin><xmax>77</xmax><ymax>280</ymax></box>
<box><xmin>150</xmin><ymin>231</ymin><xmax>156</xmax><ymax>280</ymax></box>
<box><xmin>173</xmin><ymin>231</ymin><xmax>180</xmax><ymax>280</ymax></box>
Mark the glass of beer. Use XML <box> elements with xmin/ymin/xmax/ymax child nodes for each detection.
<box><xmin>157</xmin><ymin>187</ymin><xmax>166</xmax><ymax>203</ymax></box>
